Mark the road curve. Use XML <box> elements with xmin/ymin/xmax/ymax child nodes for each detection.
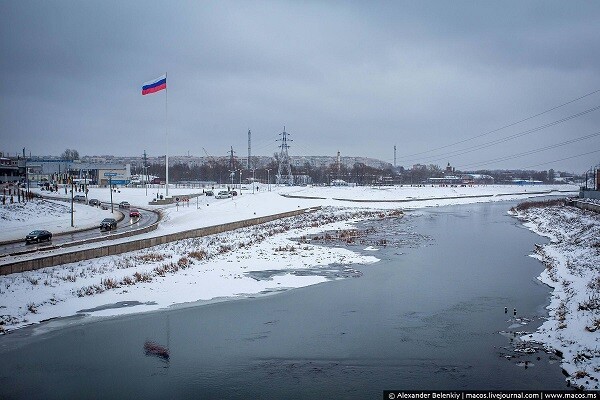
<box><xmin>0</xmin><ymin>204</ymin><xmax>159</xmax><ymax>257</ymax></box>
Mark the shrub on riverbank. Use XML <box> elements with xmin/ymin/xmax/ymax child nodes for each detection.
<box><xmin>511</xmin><ymin>198</ymin><xmax>566</xmax><ymax>212</ymax></box>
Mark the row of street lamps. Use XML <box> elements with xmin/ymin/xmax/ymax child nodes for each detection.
<box><xmin>227</xmin><ymin>168</ymin><xmax>272</xmax><ymax>192</ymax></box>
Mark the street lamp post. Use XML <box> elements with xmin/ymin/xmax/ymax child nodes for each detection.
<box><xmin>239</xmin><ymin>170</ymin><xmax>242</xmax><ymax>190</ymax></box>
<box><xmin>70</xmin><ymin>177</ymin><xmax>74</xmax><ymax>227</ymax></box>
<box><xmin>109</xmin><ymin>176</ymin><xmax>114</xmax><ymax>213</ymax></box>
<box><xmin>266</xmin><ymin>169</ymin><xmax>271</xmax><ymax>192</ymax></box>
<box><xmin>252</xmin><ymin>169</ymin><xmax>255</xmax><ymax>194</ymax></box>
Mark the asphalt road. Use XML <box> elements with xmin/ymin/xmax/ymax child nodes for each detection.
<box><xmin>0</xmin><ymin>206</ymin><xmax>159</xmax><ymax>256</ymax></box>
<box><xmin>0</xmin><ymin>191</ymin><xmax>248</xmax><ymax>258</ymax></box>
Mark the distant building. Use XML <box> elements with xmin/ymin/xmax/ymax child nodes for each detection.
<box><xmin>330</xmin><ymin>179</ymin><xmax>348</xmax><ymax>186</ymax></box>
<box><xmin>462</xmin><ymin>174</ymin><xmax>494</xmax><ymax>185</ymax></box>
<box><xmin>23</xmin><ymin>158</ymin><xmax>130</xmax><ymax>186</ymax></box>
<box><xmin>511</xmin><ymin>179</ymin><xmax>543</xmax><ymax>185</ymax></box>
<box><xmin>0</xmin><ymin>156</ymin><xmax>21</xmax><ymax>183</ymax></box>
<box><xmin>294</xmin><ymin>174</ymin><xmax>313</xmax><ymax>185</ymax></box>
<box><xmin>445</xmin><ymin>162</ymin><xmax>454</xmax><ymax>174</ymax></box>
<box><xmin>427</xmin><ymin>176</ymin><xmax>463</xmax><ymax>185</ymax></box>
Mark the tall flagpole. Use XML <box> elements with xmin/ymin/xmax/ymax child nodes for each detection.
<box><xmin>165</xmin><ymin>71</ymin><xmax>169</xmax><ymax>197</ymax></box>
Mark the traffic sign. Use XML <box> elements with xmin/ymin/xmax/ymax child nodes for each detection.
<box><xmin>104</xmin><ymin>172</ymin><xmax>118</xmax><ymax>177</ymax></box>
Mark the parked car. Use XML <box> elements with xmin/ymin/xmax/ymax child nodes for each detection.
<box><xmin>25</xmin><ymin>230</ymin><xmax>52</xmax><ymax>244</ymax></box>
<box><xmin>88</xmin><ymin>198</ymin><xmax>100</xmax><ymax>206</ymax></box>
<box><xmin>118</xmin><ymin>201</ymin><xmax>130</xmax><ymax>209</ymax></box>
<box><xmin>230</xmin><ymin>190</ymin><xmax>238</xmax><ymax>196</ymax></box>
<box><xmin>215</xmin><ymin>191</ymin><xmax>232</xmax><ymax>199</ymax></box>
<box><xmin>205</xmin><ymin>190</ymin><xmax>214</xmax><ymax>196</ymax></box>
<box><xmin>73</xmin><ymin>195</ymin><xmax>86</xmax><ymax>203</ymax></box>
<box><xmin>129</xmin><ymin>208</ymin><xmax>141</xmax><ymax>218</ymax></box>
<box><xmin>100</xmin><ymin>218</ymin><xmax>117</xmax><ymax>231</ymax></box>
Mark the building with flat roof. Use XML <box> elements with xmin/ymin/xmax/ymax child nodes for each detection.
<box><xmin>24</xmin><ymin>159</ymin><xmax>130</xmax><ymax>186</ymax></box>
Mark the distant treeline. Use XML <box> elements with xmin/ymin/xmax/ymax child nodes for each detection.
<box><xmin>138</xmin><ymin>161</ymin><xmax>577</xmax><ymax>185</ymax></box>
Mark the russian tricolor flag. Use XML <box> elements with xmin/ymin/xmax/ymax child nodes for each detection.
<box><xmin>142</xmin><ymin>74</ymin><xmax>166</xmax><ymax>95</ymax></box>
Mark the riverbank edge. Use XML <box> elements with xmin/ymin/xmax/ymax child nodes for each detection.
<box><xmin>509</xmin><ymin>204</ymin><xmax>600</xmax><ymax>390</ymax></box>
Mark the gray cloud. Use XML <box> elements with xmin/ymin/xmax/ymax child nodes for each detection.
<box><xmin>1</xmin><ymin>0</ymin><xmax>600</xmax><ymax>172</ymax></box>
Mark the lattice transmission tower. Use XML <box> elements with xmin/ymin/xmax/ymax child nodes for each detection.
<box><xmin>276</xmin><ymin>126</ymin><xmax>293</xmax><ymax>185</ymax></box>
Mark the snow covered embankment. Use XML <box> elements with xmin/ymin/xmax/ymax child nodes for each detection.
<box><xmin>0</xmin><ymin>207</ymin><xmax>400</xmax><ymax>334</ymax></box>
<box><xmin>510</xmin><ymin>201</ymin><xmax>600</xmax><ymax>390</ymax></box>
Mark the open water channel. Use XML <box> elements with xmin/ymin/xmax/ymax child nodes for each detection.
<box><xmin>0</xmin><ymin>200</ymin><xmax>567</xmax><ymax>399</ymax></box>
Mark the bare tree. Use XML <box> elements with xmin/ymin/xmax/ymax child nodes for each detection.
<box><xmin>61</xmin><ymin>149</ymin><xmax>80</xmax><ymax>161</ymax></box>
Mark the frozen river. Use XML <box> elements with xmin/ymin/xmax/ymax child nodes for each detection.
<box><xmin>0</xmin><ymin>200</ymin><xmax>567</xmax><ymax>398</ymax></box>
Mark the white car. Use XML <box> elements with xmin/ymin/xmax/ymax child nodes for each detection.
<box><xmin>215</xmin><ymin>191</ymin><xmax>232</xmax><ymax>199</ymax></box>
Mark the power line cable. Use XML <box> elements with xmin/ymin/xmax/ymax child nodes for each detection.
<box><xmin>521</xmin><ymin>149</ymin><xmax>600</xmax><ymax>169</ymax></box>
<box><xmin>457</xmin><ymin>131</ymin><xmax>600</xmax><ymax>169</ymax></box>
<box><xmin>396</xmin><ymin>88</ymin><xmax>600</xmax><ymax>160</ymax></box>
<box><xmin>403</xmin><ymin>104</ymin><xmax>600</xmax><ymax>165</ymax></box>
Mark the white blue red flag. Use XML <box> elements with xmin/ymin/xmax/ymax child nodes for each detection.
<box><xmin>142</xmin><ymin>74</ymin><xmax>166</xmax><ymax>95</ymax></box>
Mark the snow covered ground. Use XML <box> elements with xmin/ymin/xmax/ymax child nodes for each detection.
<box><xmin>0</xmin><ymin>184</ymin><xmax>581</xmax><ymax>344</ymax></box>
<box><xmin>510</xmin><ymin>201</ymin><xmax>600</xmax><ymax>390</ymax></box>
<box><xmin>0</xmin><ymin>198</ymin><xmax>116</xmax><ymax>242</ymax></box>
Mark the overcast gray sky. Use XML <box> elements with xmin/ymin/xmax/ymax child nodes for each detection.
<box><xmin>1</xmin><ymin>0</ymin><xmax>600</xmax><ymax>172</ymax></box>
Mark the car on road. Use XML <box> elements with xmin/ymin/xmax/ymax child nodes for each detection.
<box><xmin>25</xmin><ymin>230</ymin><xmax>53</xmax><ymax>244</ymax></box>
<box><xmin>205</xmin><ymin>190</ymin><xmax>214</xmax><ymax>196</ymax></box>
<box><xmin>129</xmin><ymin>208</ymin><xmax>141</xmax><ymax>218</ymax></box>
<box><xmin>230</xmin><ymin>190</ymin><xmax>238</xmax><ymax>196</ymax></box>
<box><xmin>215</xmin><ymin>191</ymin><xmax>232</xmax><ymax>199</ymax></box>
<box><xmin>118</xmin><ymin>201</ymin><xmax>130</xmax><ymax>209</ymax></box>
<box><xmin>88</xmin><ymin>198</ymin><xmax>100</xmax><ymax>206</ymax></box>
<box><xmin>100</xmin><ymin>218</ymin><xmax>117</xmax><ymax>231</ymax></box>
<box><xmin>73</xmin><ymin>195</ymin><xmax>86</xmax><ymax>203</ymax></box>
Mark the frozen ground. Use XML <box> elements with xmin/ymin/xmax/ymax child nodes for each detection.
<box><xmin>0</xmin><ymin>198</ymin><xmax>116</xmax><ymax>242</ymax></box>
<box><xmin>0</xmin><ymin>184</ymin><xmax>579</xmax><ymax>340</ymax></box>
<box><xmin>510</xmin><ymin>201</ymin><xmax>600</xmax><ymax>390</ymax></box>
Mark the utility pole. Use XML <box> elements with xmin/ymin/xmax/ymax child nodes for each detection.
<box><xmin>228</xmin><ymin>146</ymin><xmax>236</xmax><ymax>190</ymax></box>
<box><xmin>229</xmin><ymin>146</ymin><xmax>236</xmax><ymax>171</ymax></box>
<box><xmin>230</xmin><ymin>170</ymin><xmax>235</xmax><ymax>188</ymax></box>
<box><xmin>70</xmin><ymin>176</ymin><xmax>74</xmax><ymax>227</ymax></box>
<box><xmin>23</xmin><ymin>148</ymin><xmax>29</xmax><ymax>196</ymax></box>
<box><xmin>109</xmin><ymin>176</ymin><xmax>114</xmax><ymax>213</ymax></box>
<box><xmin>266</xmin><ymin>168</ymin><xmax>271</xmax><ymax>191</ymax></box>
<box><xmin>143</xmin><ymin>150</ymin><xmax>148</xmax><ymax>196</ymax></box>
<box><xmin>247</xmin><ymin>129</ymin><xmax>251</xmax><ymax>170</ymax></box>
<box><xmin>84</xmin><ymin>170</ymin><xmax>88</xmax><ymax>203</ymax></box>
<box><xmin>276</xmin><ymin>126</ymin><xmax>293</xmax><ymax>185</ymax></box>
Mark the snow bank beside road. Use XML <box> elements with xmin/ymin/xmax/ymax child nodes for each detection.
<box><xmin>511</xmin><ymin>202</ymin><xmax>600</xmax><ymax>390</ymax></box>
<box><xmin>0</xmin><ymin>198</ymin><xmax>114</xmax><ymax>242</ymax></box>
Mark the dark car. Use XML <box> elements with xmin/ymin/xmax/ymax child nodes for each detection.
<box><xmin>100</xmin><ymin>218</ymin><xmax>117</xmax><ymax>231</ymax></box>
<box><xmin>25</xmin><ymin>230</ymin><xmax>52</xmax><ymax>244</ymax></box>
<box><xmin>118</xmin><ymin>201</ymin><xmax>130</xmax><ymax>209</ymax></box>
<box><xmin>73</xmin><ymin>195</ymin><xmax>87</xmax><ymax>203</ymax></box>
<box><xmin>129</xmin><ymin>208</ymin><xmax>141</xmax><ymax>218</ymax></box>
<box><xmin>205</xmin><ymin>190</ymin><xmax>214</xmax><ymax>196</ymax></box>
<box><xmin>88</xmin><ymin>198</ymin><xmax>100</xmax><ymax>206</ymax></box>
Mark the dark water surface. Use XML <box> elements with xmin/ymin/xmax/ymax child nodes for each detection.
<box><xmin>0</xmin><ymin>201</ymin><xmax>566</xmax><ymax>399</ymax></box>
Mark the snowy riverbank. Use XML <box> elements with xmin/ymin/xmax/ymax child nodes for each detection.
<box><xmin>0</xmin><ymin>184</ymin><xmax>579</xmax><ymax>337</ymax></box>
<box><xmin>510</xmin><ymin>200</ymin><xmax>600</xmax><ymax>390</ymax></box>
